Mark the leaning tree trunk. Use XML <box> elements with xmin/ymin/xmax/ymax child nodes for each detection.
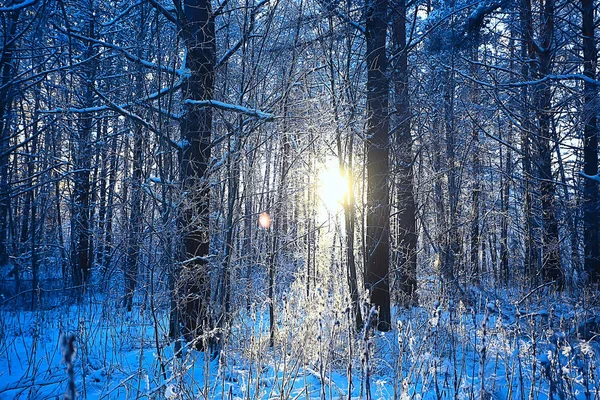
<box><xmin>365</xmin><ymin>0</ymin><xmax>391</xmax><ymax>331</ymax></box>
<box><xmin>177</xmin><ymin>0</ymin><xmax>216</xmax><ymax>348</ymax></box>
<box><xmin>582</xmin><ymin>0</ymin><xmax>599</xmax><ymax>283</ymax></box>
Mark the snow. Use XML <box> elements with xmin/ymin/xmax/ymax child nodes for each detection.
<box><xmin>176</xmin><ymin>139</ymin><xmax>190</xmax><ymax>150</ymax></box>
<box><xmin>1</xmin><ymin>288</ymin><xmax>599</xmax><ymax>399</ymax></box>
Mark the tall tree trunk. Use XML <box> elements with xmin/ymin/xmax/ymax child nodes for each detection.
<box><xmin>71</xmin><ymin>10</ymin><xmax>97</xmax><ymax>293</ymax></box>
<box><xmin>582</xmin><ymin>0</ymin><xmax>599</xmax><ymax>283</ymax></box>
<box><xmin>392</xmin><ymin>0</ymin><xmax>417</xmax><ymax>307</ymax></box>
<box><xmin>218</xmin><ymin>118</ymin><xmax>242</xmax><ymax>323</ymax></box>
<box><xmin>267</xmin><ymin>5</ymin><xmax>303</xmax><ymax>345</ymax></box>
<box><xmin>500</xmin><ymin>124</ymin><xmax>511</xmax><ymax>286</ymax></box>
<box><xmin>102</xmin><ymin>125</ymin><xmax>118</xmax><ymax>270</ymax></box>
<box><xmin>500</xmin><ymin>29</ymin><xmax>518</xmax><ymax>287</ymax></box>
<box><xmin>520</xmin><ymin>0</ymin><xmax>541</xmax><ymax>286</ymax></box>
<box><xmin>342</xmin><ymin>137</ymin><xmax>362</xmax><ymax>329</ymax></box>
<box><xmin>365</xmin><ymin>0</ymin><xmax>391</xmax><ymax>331</ymax></box>
<box><xmin>535</xmin><ymin>0</ymin><xmax>562</xmax><ymax>287</ymax></box>
<box><xmin>96</xmin><ymin>118</ymin><xmax>109</xmax><ymax>273</ymax></box>
<box><xmin>178</xmin><ymin>0</ymin><xmax>215</xmax><ymax>347</ymax></box>
<box><xmin>470</xmin><ymin>37</ymin><xmax>481</xmax><ymax>282</ymax></box>
<box><xmin>124</xmin><ymin>7</ymin><xmax>148</xmax><ymax>311</ymax></box>
<box><xmin>0</xmin><ymin>9</ymin><xmax>20</xmax><ymax>266</ymax></box>
<box><xmin>243</xmin><ymin>149</ymin><xmax>255</xmax><ymax>309</ymax></box>
<box><xmin>324</xmin><ymin>10</ymin><xmax>363</xmax><ymax>329</ymax></box>
<box><xmin>442</xmin><ymin>64</ymin><xmax>461</xmax><ymax>297</ymax></box>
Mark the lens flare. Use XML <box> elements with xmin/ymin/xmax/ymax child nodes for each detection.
<box><xmin>258</xmin><ymin>212</ymin><xmax>272</xmax><ymax>229</ymax></box>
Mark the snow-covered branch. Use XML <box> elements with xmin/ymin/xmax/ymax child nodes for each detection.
<box><xmin>41</xmin><ymin>82</ymin><xmax>182</xmax><ymax>115</ymax></box>
<box><xmin>579</xmin><ymin>171</ymin><xmax>600</xmax><ymax>184</ymax></box>
<box><xmin>335</xmin><ymin>10</ymin><xmax>365</xmax><ymax>35</ymax></box>
<box><xmin>185</xmin><ymin>99</ymin><xmax>274</xmax><ymax>120</ymax></box>
<box><xmin>502</xmin><ymin>74</ymin><xmax>600</xmax><ymax>88</ymax></box>
<box><xmin>0</xmin><ymin>0</ymin><xmax>37</xmax><ymax>12</ymax></box>
<box><xmin>60</xmin><ymin>29</ymin><xmax>184</xmax><ymax>77</ymax></box>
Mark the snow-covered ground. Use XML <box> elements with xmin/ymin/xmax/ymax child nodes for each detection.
<box><xmin>0</xmin><ymin>285</ymin><xmax>599</xmax><ymax>399</ymax></box>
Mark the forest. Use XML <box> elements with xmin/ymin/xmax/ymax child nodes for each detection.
<box><xmin>0</xmin><ymin>0</ymin><xmax>600</xmax><ymax>398</ymax></box>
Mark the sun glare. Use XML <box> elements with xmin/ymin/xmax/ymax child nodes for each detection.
<box><xmin>317</xmin><ymin>158</ymin><xmax>348</xmax><ymax>212</ymax></box>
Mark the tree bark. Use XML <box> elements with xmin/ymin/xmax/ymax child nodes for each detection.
<box><xmin>365</xmin><ymin>0</ymin><xmax>391</xmax><ymax>331</ymax></box>
<box><xmin>582</xmin><ymin>0</ymin><xmax>599</xmax><ymax>283</ymax></box>
<box><xmin>392</xmin><ymin>0</ymin><xmax>417</xmax><ymax>307</ymax></box>
<box><xmin>178</xmin><ymin>0</ymin><xmax>216</xmax><ymax>347</ymax></box>
<box><xmin>520</xmin><ymin>0</ymin><xmax>542</xmax><ymax>286</ymax></box>
<box><xmin>0</xmin><ymin>9</ymin><xmax>20</xmax><ymax>266</ymax></box>
<box><xmin>534</xmin><ymin>0</ymin><xmax>563</xmax><ymax>287</ymax></box>
<box><xmin>70</xmin><ymin>11</ymin><xmax>97</xmax><ymax>293</ymax></box>
<box><xmin>124</xmin><ymin>6</ymin><xmax>148</xmax><ymax>312</ymax></box>
<box><xmin>470</xmin><ymin>37</ymin><xmax>481</xmax><ymax>282</ymax></box>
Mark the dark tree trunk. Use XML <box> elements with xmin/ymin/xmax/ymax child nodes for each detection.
<box><xmin>470</xmin><ymin>38</ymin><xmax>481</xmax><ymax>282</ymax></box>
<box><xmin>124</xmin><ymin>7</ymin><xmax>148</xmax><ymax>311</ymax></box>
<box><xmin>392</xmin><ymin>0</ymin><xmax>417</xmax><ymax>307</ymax></box>
<box><xmin>343</xmin><ymin>142</ymin><xmax>362</xmax><ymax>328</ymax></box>
<box><xmin>365</xmin><ymin>0</ymin><xmax>391</xmax><ymax>331</ymax></box>
<box><xmin>443</xmin><ymin>65</ymin><xmax>461</xmax><ymax>297</ymax></box>
<box><xmin>500</xmin><ymin>130</ymin><xmax>511</xmax><ymax>286</ymax></box>
<box><xmin>101</xmin><ymin>123</ymin><xmax>118</xmax><ymax>271</ymax></box>
<box><xmin>534</xmin><ymin>0</ymin><xmax>563</xmax><ymax>287</ymax></box>
<box><xmin>178</xmin><ymin>0</ymin><xmax>215</xmax><ymax>347</ymax></box>
<box><xmin>71</xmin><ymin>13</ymin><xmax>97</xmax><ymax>293</ymax></box>
<box><xmin>582</xmin><ymin>0</ymin><xmax>599</xmax><ymax>283</ymax></box>
<box><xmin>243</xmin><ymin>158</ymin><xmax>254</xmax><ymax>309</ymax></box>
<box><xmin>218</xmin><ymin>127</ymin><xmax>241</xmax><ymax>322</ymax></box>
<box><xmin>0</xmin><ymin>9</ymin><xmax>20</xmax><ymax>266</ymax></box>
<box><xmin>520</xmin><ymin>0</ymin><xmax>541</xmax><ymax>286</ymax></box>
<box><xmin>96</xmin><ymin>118</ymin><xmax>109</xmax><ymax>272</ymax></box>
<box><xmin>500</xmin><ymin>29</ymin><xmax>518</xmax><ymax>287</ymax></box>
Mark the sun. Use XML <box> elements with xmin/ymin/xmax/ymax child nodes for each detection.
<box><xmin>317</xmin><ymin>158</ymin><xmax>349</xmax><ymax>212</ymax></box>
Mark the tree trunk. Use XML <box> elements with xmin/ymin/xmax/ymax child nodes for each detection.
<box><xmin>0</xmin><ymin>9</ymin><xmax>20</xmax><ymax>266</ymax></box>
<box><xmin>470</xmin><ymin>38</ymin><xmax>481</xmax><ymax>283</ymax></box>
<box><xmin>534</xmin><ymin>0</ymin><xmax>563</xmax><ymax>287</ymax></box>
<box><xmin>178</xmin><ymin>0</ymin><xmax>215</xmax><ymax>347</ymax></box>
<box><xmin>520</xmin><ymin>0</ymin><xmax>541</xmax><ymax>286</ymax></box>
<box><xmin>365</xmin><ymin>0</ymin><xmax>391</xmax><ymax>331</ymax></box>
<box><xmin>582</xmin><ymin>0</ymin><xmax>599</xmax><ymax>283</ymax></box>
<box><xmin>500</xmin><ymin>124</ymin><xmax>511</xmax><ymax>286</ymax></box>
<box><xmin>443</xmin><ymin>65</ymin><xmax>461</xmax><ymax>298</ymax></box>
<box><xmin>71</xmin><ymin>11</ymin><xmax>97</xmax><ymax>293</ymax></box>
<box><xmin>124</xmin><ymin>7</ymin><xmax>148</xmax><ymax>311</ymax></box>
<box><xmin>392</xmin><ymin>0</ymin><xmax>417</xmax><ymax>307</ymax></box>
